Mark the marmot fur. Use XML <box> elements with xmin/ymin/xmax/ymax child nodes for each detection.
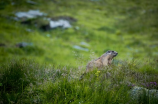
<box><xmin>86</xmin><ymin>50</ymin><xmax>118</xmax><ymax>72</ymax></box>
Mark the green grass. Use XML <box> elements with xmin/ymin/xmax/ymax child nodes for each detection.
<box><xmin>0</xmin><ymin>60</ymin><xmax>158</xmax><ymax>103</ymax></box>
<box><xmin>0</xmin><ymin>0</ymin><xmax>158</xmax><ymax>103</ymax></box>
<box><xmin>0</xmin><ymin>0</ymin><xmax>158</xmax><ymax>67</ymax></box>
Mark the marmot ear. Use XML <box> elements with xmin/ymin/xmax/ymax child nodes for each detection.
<box><xmin>107</xmin><ymin>51</ymin><xmax>110</xmax><ymax>53</ymax></box>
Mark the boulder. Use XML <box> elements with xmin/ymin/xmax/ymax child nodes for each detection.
<box><xmin>130</xmin><ymin>86</ymin><xmax>158</xmax><ymax>102</ymax></box>
<box><xmin>15</xmin><ymin>10</ymin><xmax>45</xmax><ymax>20</ymax></box>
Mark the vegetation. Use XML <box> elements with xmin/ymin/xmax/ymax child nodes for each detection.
<box><xmin>0</xmin><ymin>60</ymin><xmax>158</xmax><ymax>103</ymax></box>
<box><xmin>0</xmin><ymin>0</ymin><xmax>158</xmax><ymax>103</ymax></box>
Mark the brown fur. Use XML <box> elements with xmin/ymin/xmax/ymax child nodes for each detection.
<box><xmin>86</xmin><ymin>50</ymin><xmax>118</xmax><ymax>72</ymax></box>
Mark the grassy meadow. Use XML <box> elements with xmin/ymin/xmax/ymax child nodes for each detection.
<box><xmin>0</xmin><ymin>0</ymin><xmax>158</xmax><ymax>103</ymax></box>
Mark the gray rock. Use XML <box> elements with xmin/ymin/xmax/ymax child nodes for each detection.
<box><xmin>41</xmin><ymin>16</ymin><xmax>77</xmax><ymax>31</ymax></box>
<box><xmin>130</xmin><ymin>86</ymin><xmax>158</xmax><ymax>101</ymax></box>
<box><xmin>16</xmin><ymin>42</ymin><xmax>33</xmax><ymax>48</ymax></box>
<box><xmin>27</xmin><ymin>0</ymin><xmax>37</xmax><ymax>5</ymax></box>
<box><xmin>15</xmin><ymin>10</ymin><xmax>45</xmax><ymax>19</ymax></box>
<box><xmin>80</xmin><ymin>42</ymin><xmax>89</xmax><ymax>47</ymax></box>
<box><xmin>130</xmin><ymin>86</ymin><xmax>147</xmax><ymax>100</ymax></box>
<box><xmin>73</xmin><ymin>45</ymin><xmax>89</xmax><ymax>51</ymax></box>
<box><xmin>49</xmin><ymin>19</ymin><xmax>72</xmax><ymax>29</ymax></box>
<box><xmin>51</xmin><ymin>16</ymin><xmax>77</xmax><ymax>23</ymax></box>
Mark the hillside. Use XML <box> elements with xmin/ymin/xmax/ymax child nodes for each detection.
<box><xmin>0</xmin><ymin>0</ymin><xmax>158</xmax><ymax>67</ymax></box>
<box><xmin>0</xmin><ymin>0</ymin><xmax>158</xmax><ymax>103</ymax></box>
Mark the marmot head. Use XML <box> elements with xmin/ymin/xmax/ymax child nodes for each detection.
<box><xmin>106</xmin><ymin>50</ymin><xmax>118</xmax><ymax>58</ymax></box>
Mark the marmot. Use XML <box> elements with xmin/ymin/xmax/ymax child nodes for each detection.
<box><xmin>86</xmin><ymin>50</ymin><xmax>118</xmax><ymax>72</ymax></box>
<box><xmin>79</xmin><ymin>50</ymin><xmax>118</xmax><ymax>80</ymax></box>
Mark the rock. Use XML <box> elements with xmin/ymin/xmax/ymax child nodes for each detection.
<box><xmin>41</xmin><ymin>16</ymin><xmax>77</xmax><ymax>31</ymax></box>
<box><xmin>51</xmin><ymin>16</ymin><xmax>77</xmax><ymax>23</ymax></box>
<box><xmin>15</xmin><ymin>10</ymin><xmax>45</xmax><ymax>19</ymax></box>
<box><xmin>46</xmin><ymin>34</ymin><xmax>51</xmax><ymax>37</ymax></box>
<box><xmin>26</xmin><ymin>28</ymin><xmax>32</xmax><ymax>32</ymax></box>
<box><xmin>49</xmin><ymin>19</ymin><xmax>72</xmax><ymax>29</ymax></box>
<box><xmin>130</xmin><ymin>86</ymin><xmax>158</xmax><ymax>102</ymax></box>
<box><xmin>40</xmin><ymin>19</ymin><xmax>72</xmax><ymax>31</ymax></box>
<box><xmin>16</xmin><ymin>42</ymin><xmax>33</xmax><ymax>48</ymax></box>
<box><xmin>130</xmin><ymin>86</ymin><xmax>147</xmax><ymax>100</ymax></box>
<box><xmin>15</xmin><ymin>12</ymin><xmax>77</xmax><ymax>31</ymax></box>
<box><xmin>73</xmin><ymin>45</ymin><xmax>89</xmax><ymax>51</ymax></box>
<box><xmin>26</xmin><ymin>0</ymin><xmax>37</xmax><ymax>5</ymax></box>
<box><xmin>80</xmin><ymin>42</ymin><xmax>89</xmax><ymax>47</ymax></box>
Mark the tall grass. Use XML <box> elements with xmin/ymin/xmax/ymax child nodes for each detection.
<box><xmin>0</xmin><ymin>59</ymin><xmax>158</xmax><ymax>103</ymax></box>
<box><xmin>0</xmin><ymin>60</ymin><xmax>48</xmax><ymax>103</ymax></box>
<box><xmin>0</xmin><ymin>0</ymin><xmax>158</xmax><ymax>103</ymax></box>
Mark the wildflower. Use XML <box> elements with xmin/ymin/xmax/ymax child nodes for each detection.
<box><xmin>97</xmin><ymin>71</ymin><xmax>100</xmax><ymax>73</ymax></box>
<box><xmin>153</xmin><ymin>82</ymin><xmax>157</xmax><ymax>85</ymax></box>
<box><xmin>150</xmin><ymin>82</ymin><xmax>154</xmax><ymax>84</ymax></box>
<box><xmin>95</xmin><ymin>71</ymin><xmax>100</xmax><ymax>78</ymax></box>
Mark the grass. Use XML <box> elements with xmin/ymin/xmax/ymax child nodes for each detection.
<box><xmin>0</xmin><ymin>0</ymin><xmax>158</xmax><ymax>67</ymax></box>
<box><xmin>0</xmin><ymin>59</ymin><xmax>158</xmax><ymax>104</ymax></box>
<box><xmin>0</xmin><ymin>0</ymin><xmax>158</xmax><ymax>103</ymax></box>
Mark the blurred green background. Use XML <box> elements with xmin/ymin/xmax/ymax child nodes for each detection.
<box><xmin>0</xmin><ymin>0</ymin><xmax>158</xmax><ymax>67</ymax></box>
